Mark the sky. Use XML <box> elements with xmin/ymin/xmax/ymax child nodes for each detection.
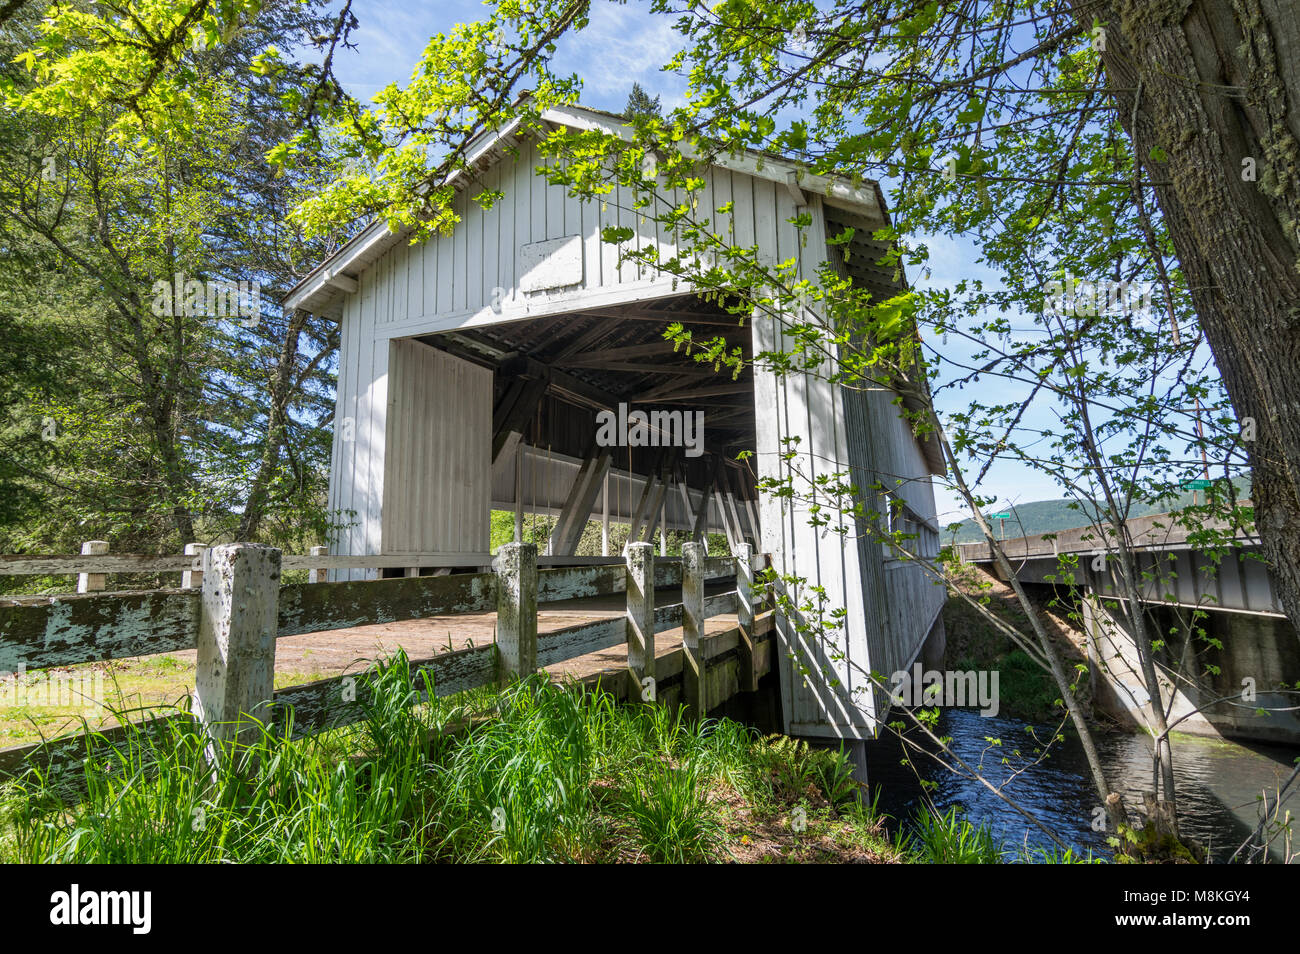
<box><xmin>319</xmin><ymin>0</ymin><xmax>1075</xmax><ymax>527</ymax></box>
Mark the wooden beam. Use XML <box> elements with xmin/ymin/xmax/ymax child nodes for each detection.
<box><xmin>638</xmin><ymin>461</ymin><xmax>673</xmax><ymax>544</ymax></box>
<box><xmin>691</xmin><ymin>456</ymin><xmax>722</xmax><ymax>541</ymax></box>
<box><xmin>604</xmin><ymin>311</ymin><xmax>740</xmax><ymax>328</ymax></box>
<box><xmin>633</xmin><ymin>382</ymin><xmax>752</xmax><ymax>403</ymax></box>
<box><xmin>557</xmin><ymin>360</ymin><xmax>717</xmax><ymax>377</ymax></box>
<box><xmin>725</xmin><ymin>467</ymin><xmax>758</xmax><ymax>546</ymax></box>
<box><xmin>716</xmin><ymin>474</ymin><xmax>746</xmax><ymax>552</ymax></box>
<box><xmin>550</xmin><ymin>320</ymin><xmax>624</xmax><ymax>361</ymax></box>
<box><xmin>785</xmin><ymin>170</ymin><xmax>808</xmax><ymax>207</ymax></box>
<box><xmin>555</xmin><ymin>341</ymin><xmax>677</xmax><ymax>366</ymax></box>
<box><xmin>491</xmin><ymin>376</ymin><xmax>548</xmax><ymax>467</ymax></box>
<box><xmin>625</xmin><ymin>449</ymin><xmax>667</xmax><ymax>545</ymax></box>
<box><xmin>546</xmin><ymin>449</ymin><xmax>612</xmax><ymax>556</ymax></box>
<box><xmin>735</xmin><ymin>543</ymin><xmax>759</xmax><ymax>692</ymax></box>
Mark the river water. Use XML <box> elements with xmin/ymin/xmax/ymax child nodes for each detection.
<box><xmin>865</xmin><ymin>709</ymin><xmax>1300</xmax><ymax>862</ymax></box>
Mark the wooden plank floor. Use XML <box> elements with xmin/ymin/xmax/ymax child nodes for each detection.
<box><xmin>196</xmin><ymin>582</ymin><xmax>738</xmax><ymax>683</ymax></box>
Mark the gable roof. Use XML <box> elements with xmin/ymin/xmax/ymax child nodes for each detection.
<box><xmin>283</xmin><ymin>101</ymin><xmax>893</xmax><ymax>316</ymax></box>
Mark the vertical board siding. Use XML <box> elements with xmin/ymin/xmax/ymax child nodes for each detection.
<box><xmin>382</xmin><ymin>341</ymin><xmax>492</xmax><ymax>555</ymax></box>
<box><xmin>357</xmin><ymin>136</ymin><xmax>683</xmax><ymax>342</ymax></box>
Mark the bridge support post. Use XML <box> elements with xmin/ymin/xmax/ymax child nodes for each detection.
<box><xmin>682</xmin><ymin>542</ymin><xmax>707</xmax><ymax>718</ymax></box>
<box><xmin>625</xmin><ymin>543</ymin><xmax>655</xmax><ymax>703</ymax></box>
<box><xmin>846</xmin><ymin>740</ymin><xmax>870</xmax><ymax>802</ymax></box>
<box><xmin>194</xmin><ymin>543</ymin><xmax>280</xmax><ymax>751</ymax></box>
<box><xmin>495</xmin><ymin>542</ymin><xmax>538</xmax><ymax>682</ymax></box>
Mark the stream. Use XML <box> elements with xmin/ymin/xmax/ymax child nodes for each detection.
<box><xmin>865</xmin><ymin>708</ymin><xmax>1300</xmax><ymax>862</ymax></box>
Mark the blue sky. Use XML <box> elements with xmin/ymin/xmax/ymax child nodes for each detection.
<box><xmin>321</xmin><ymin>0</ymin><xmax>1070</xmax><ymax>526</ymax></box>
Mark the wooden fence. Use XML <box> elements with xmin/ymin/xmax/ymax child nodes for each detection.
<box><xmin>0</xmin><ymin>541</ymin><xmax>649</xmax><ymax>590</ymax></box>
<box><xmin>0</xmin><ymin>541</ymin><xmax>773</xmax><ymax>780</ymax></box>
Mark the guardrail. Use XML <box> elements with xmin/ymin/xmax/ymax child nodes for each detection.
<box><xmin>0</xmin><ymin>541</ymin><xmax>771</xmax><ymax>781</ymax></box>
<box><xmin>954</xmin><ymin>510</ymin><xmax>1260</xmax><ymax>565</ymax></box>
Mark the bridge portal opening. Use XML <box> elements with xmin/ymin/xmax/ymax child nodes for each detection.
<box><xmin>390</xmin><ymin>293</ymin><xmax>759</xmax><ymax>567</ymax></box>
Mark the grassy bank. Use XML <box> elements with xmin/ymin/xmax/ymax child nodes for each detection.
<box><xmin>0</xmin><ymin>651</ymin><xmax>1109</xmax><ymax>863</ymax></box>
<box><xmin>942</xmin><ymin>564</ymin><xmax>1093</xmax><ymax>723</ymax></box>
<box><xmin>0</xmin><ymin>654</ymin><xmax>909</xmax><ymax>864</ymax></box>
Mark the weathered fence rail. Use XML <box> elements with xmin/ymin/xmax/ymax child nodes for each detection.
<box><xmin>0</xmin><ymin>547</ymin><xmax>734</xmax><ymax>580</ymax></box>
<box><xmin>0</xmin><ymin>541</ymin><xmax>770</xmax><ymax>780</ymax></box>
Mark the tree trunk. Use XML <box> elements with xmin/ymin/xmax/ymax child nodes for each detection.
<box><xmin>237</xmin><ymin>309</ymin><xmax>308</xmax><ymax>541</ymax></box>
<box><xmin>1074</xmin><ymin>0</ymin><xmax>1300</xmax><ymax>637</ymax></box>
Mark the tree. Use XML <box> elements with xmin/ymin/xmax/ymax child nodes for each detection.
<box><xmin>623</xmin><ymin>82</ymin><xmax>661</xmax><ymax>120</ymax></box>
<box><xmin>15</xmin><ymin>0</ymin><xmax>1294</xmax><ymax>852</ymax></box>
<box><xmin>2</xmin><ymin>0</ymin><xmax>344</xmax><ymax>568</ymax></box>
<box><xmin>1067</xmin><ymin>0</ymin><xmax>1300</xmax><ymax>654</ymax></box>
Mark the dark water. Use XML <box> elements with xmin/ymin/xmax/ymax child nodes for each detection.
<box><xmin>865</xmin><ymin>709</ymin><xmax>1300</xmax><ymax>862</ymax></box>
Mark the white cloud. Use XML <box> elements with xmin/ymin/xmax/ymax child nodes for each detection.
<box><xmin>551</xmin><ymin>2</ymin><xmax>687</xmax><ymax>111</ymax></box>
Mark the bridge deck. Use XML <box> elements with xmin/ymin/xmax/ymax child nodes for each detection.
<box><xmin>2</xmin><ymin>584</ymin><xmax>752</xmax><ymax>748</ymax></box>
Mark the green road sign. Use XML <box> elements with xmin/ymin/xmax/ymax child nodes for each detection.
<box><xmin>1183</xmin><ymin>479</ymin><xmax>1211</xmax><ymax>490</ymax></box>
<box><xmin>990</xmin><ymin>512</ymin><xmax>1011</xmax><ymax>519</ymax></box>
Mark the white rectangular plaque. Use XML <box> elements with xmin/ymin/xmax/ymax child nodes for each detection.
<box><xmin>519</xmin><ymin>235</ymin><xmax>584</xmax><ymax>292</ymax></box>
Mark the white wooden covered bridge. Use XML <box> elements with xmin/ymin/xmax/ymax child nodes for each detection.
<box><xmin>284</xmin><ymin>101</ymin><xmax>947</xmax><ymax>743</ymax></box>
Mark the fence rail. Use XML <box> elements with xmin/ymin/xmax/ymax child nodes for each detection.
<box><xmin>0</xmin><ymin>541</ymin><xmax>770</xmax><ymax>780</ymax></box>
<box><xmin>0</xmin><ymin>546</ymin><xmax>734</xmax><ymax>580</ymax></box>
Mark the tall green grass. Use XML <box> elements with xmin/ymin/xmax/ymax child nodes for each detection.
<box><xmin>897</xmin><ymin>805</ymin><xmax>1004</xmax><ymax>863</ymax></box>
<box><xmin>0</xmin><ymin>653</ymin><xmax>915</xmax><ymax>863</ymax></box>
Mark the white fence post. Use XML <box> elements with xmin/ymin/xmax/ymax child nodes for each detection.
<box><xmin>77</xmin><ymin>540</ymin><xmax>108</xmax><ymax>593</ymax></box>
<box><xmin>194</xmin><ymin>543</ymin><xmax>281</xmax><ymax>750</ymax></box>
<box><xmin>182</xmin><ymin>543</ymin><xmax>208</xmax><ymax>589</ymax></box>
<box><xmin>309</xmin><ymin>545</ymin><xmax>329</xmax><ymax>584</ymax></box>
<box><xmin>681</xmin><ymin>541</ymin><xmax>707</xmax><ymax>718</ymax></box>
<box><xmin>626</xmin><ymin>542</ymin><xmax>655</xmax><ymax>703</ymax></box>
<box><xmin>495</xmin><ymin>542</ymin><xmax>538</xmax><ymax>681</ymax></box>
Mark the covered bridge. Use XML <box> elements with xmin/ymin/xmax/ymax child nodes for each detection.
<box><xmin>284</xmin><ymin>102</ymin><xmax>947</xmax><ymax>742</ymax></box>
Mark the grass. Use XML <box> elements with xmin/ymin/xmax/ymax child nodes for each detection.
<box><xmin>0</xmin><ymin>652</ymin><xmax>909</xmax><ymax>864</ymax></box>
<box><xmin>0</xmin><ymin>650</ymin><xmax>1094</xmax><ymax>863</ymax></box>
<box><xmin>897</xmin><ymin>805</ymin><xmax>1004</xmax><ymax>863</ymax></box>
<box><xmin>0</xmin><ymin>654</ymin><xmax>333</xmax><ymax>748</ymax></box>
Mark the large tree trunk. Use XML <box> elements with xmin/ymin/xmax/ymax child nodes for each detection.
<box><xmin>1073</xmin><ymin>0</ymin><xmax>1300</xmax><ymax>636</ymax></box>
<box><xmin>237</xmin><ymin>309</ymin><xmax>308</xmax><ymax>541</ymax></box>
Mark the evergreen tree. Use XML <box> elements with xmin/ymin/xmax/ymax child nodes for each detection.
<box><xmin>623</xmin><ymin>83</ymin><xmax>660</xmax><ymax>120</ymax></box>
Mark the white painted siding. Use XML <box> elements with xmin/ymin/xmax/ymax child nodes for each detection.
<box><xmin>323</xmin><ymin>125</ymin><xmax>943</xmax><ymax>738</ymax></box>
<box><xmin>382</xmin><ymin>340</ymin><xmax>492</xmax><ymax>556</ymax></box>
<box><xmin>362</xmin><ymin>136</ymin><xmax>695</xmax><ymax>342</ymax></box>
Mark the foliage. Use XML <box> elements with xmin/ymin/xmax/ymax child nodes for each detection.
<box><xmin>0</xmin><ymin>0</ymin><xmax>346</xmax><ymax>578</ymax></box>
<box><xmin>898</xmin><ymin>805</ymin><xmax>1004</xmax><ymax>864</ymax></box>
<box><xmin>1</xmin><ymin>658</ymin><xmax>906</xmax><ymax>864</ymax></box>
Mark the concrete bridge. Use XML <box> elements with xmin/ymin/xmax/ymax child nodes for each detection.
<box><xmin>957</xmin><ymin>513</ymin><xmax>1300</xmax><ymax>744</ymax></box>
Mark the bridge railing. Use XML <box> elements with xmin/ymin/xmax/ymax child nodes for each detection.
<box><xmin>0</xmin><ymin>541</ymin><xmax>773</xmax><ymax>781</ymax></box>
<box><xmin>954</xmin><ymin>509</ymin><xmax>1260</xmax><ymax>565</ymax></box>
